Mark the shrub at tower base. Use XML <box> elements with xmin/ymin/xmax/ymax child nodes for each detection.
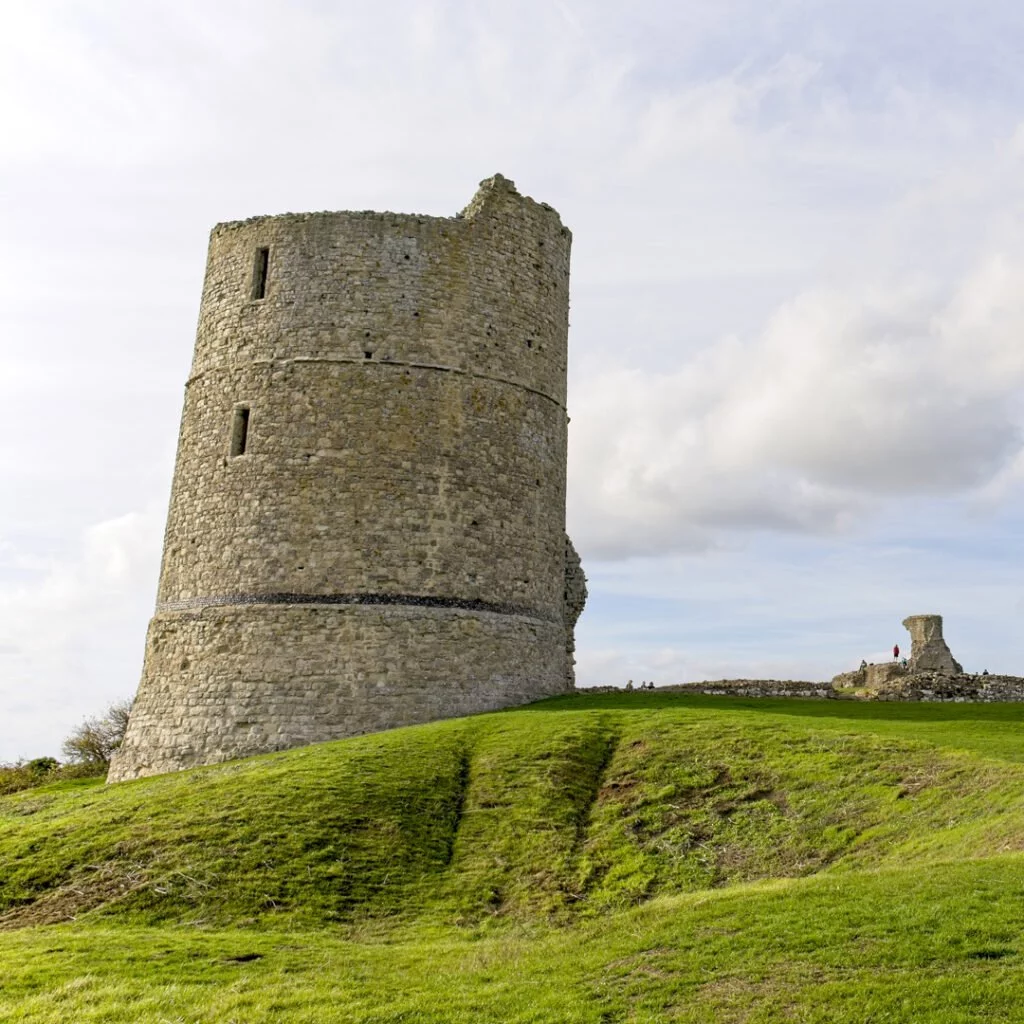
<box><xmin>6</xmin><ymin>691</ymin><xmax>1024</xmax><ymax>1021</ymax></box>
<box><xmin>110</xmin><ymin>175</ymin><xmax>586</xmax><ymax>782</ymax></box>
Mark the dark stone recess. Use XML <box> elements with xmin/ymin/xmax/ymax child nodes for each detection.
<box><xmin>157</xmin><ymin>590</ymin><xmax>556</xmax><ymax>623</ymax></box>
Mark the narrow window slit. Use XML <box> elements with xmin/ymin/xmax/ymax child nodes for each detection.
<box><xmin>251</xmin><ymin>247</ymin><xmax>269</xmax><ymax>300</ymax></box>
<box><xmin>230</xmin><ymin>406</ymin><xmax>250</xmax><ymax>457</ymax></box>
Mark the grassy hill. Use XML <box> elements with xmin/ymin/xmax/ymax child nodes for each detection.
<box><xmin>4</xmin><ymin>691</ymin><xmax>1024</xmax><ymax>1021</ymax></box>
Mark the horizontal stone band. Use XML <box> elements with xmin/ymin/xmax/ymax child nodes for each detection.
<box><xmin>186</xmin><ymin>356</ymin><xmax>566</xmax><ymax>409</ymax></box>
<box><xmin>156</xmin><ymin>591</ymin><xmax>556</xmax><ymax>623</ymax></box>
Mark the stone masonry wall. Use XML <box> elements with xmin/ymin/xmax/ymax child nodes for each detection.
<box><xmin>591</xmin><ymin>676</ymin><xmax>1024</xmax><ymax>703</ymax></box>
<box><xmin>114</xmin><ymin>604</ymin><xmax>565</xmax><ymax>779</ymax></box>
<box><xmin>664</xmin><ymin>680</ymin><xmax>835</xmax><ymax>699</ymax></box>
<box><xmin>856</xmin><ymin>673</ymin><xmax>1024</xmax><ymax>702</ymax></box>
<box><xmin>110</xmin><ymin>175</ymin><xmax>582</xmax><ymax>782</ymax></box>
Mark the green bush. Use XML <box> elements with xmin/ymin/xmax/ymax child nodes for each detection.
<box><xmin>0</xmin><ymin>697</ymin><xmax>132</xmax><ymax>796</ymax></box>
<box><xmin>26</xmin><ymin>756</ymin><xmax>58</xmax><ymax>776</ymax></box>
<box><xmin>0</xmin><ymin>758</ymin><xmax>105</xmax><ymax>796</ymax></box>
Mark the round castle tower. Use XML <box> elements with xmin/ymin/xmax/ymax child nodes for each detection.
<box><xmin>109</xmin><ymin>174</ymin><xmax>585</xmax><ymax>782</ymax></box>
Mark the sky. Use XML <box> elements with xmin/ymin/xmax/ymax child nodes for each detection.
<box><xmin>4</xmin><ymin>0</ymin><xmax>1024</xmax><ymax>759</ymax></box>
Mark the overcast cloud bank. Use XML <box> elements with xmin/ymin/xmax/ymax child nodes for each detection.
<box><xmin>572</xmin><ymin>255</ymin><xmax>1024</xmax><ymax>557</ymax></box>
<box><xmin>4</xmin><ymin>0</ymin><xmax>1024</xmax><ymax>756</ymax></box>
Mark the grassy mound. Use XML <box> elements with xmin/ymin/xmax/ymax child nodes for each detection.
<box><xmin>6</xmin><ymin>857</ymin><xmax>1024</xmax><ymax>1022</ymax></box>
<box><xmin>3</xmin><ymin>692</ymin><xmax>1024</xmax><ymax>1021</ymax></box>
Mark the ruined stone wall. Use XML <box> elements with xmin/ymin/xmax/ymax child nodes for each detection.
<box><xmin>587</xmin><ymin>675</ymin><xmax>1024</xmax><ymax>703</ymax></box>
<box><xmin>856</xmin><ymin>673</ymin><xmax>1024</xmax><ymax>702</ymax></box>
<box><xmin>664</xmin><ymin>680</ymin><xmax>835</xmax><ymax>699</ymax></box>
<box><xmin>110</xmin><ymin>175</ymin><xmax>581</xmax><ymax>782</ymax></box>
<box><xmin>833</xmin><ymin>662</ymin><xmax>908</xmax><ymax>691</ymax></box>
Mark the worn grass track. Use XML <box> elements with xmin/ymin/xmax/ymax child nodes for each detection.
<box><xmin>3</xmin><ymin>692</ymin><xmax>1024</xmax><ymax>1020</ymax></box>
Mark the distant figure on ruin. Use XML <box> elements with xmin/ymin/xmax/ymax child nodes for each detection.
<box><xmin>832</xmin><ymin>614</ymin><xmax>966</xmax><ymax>692</ymax></box>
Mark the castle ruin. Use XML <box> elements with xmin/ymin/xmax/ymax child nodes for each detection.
<box><xmin>901</xmin><ymin>614</ymin><xmax>962</xmax><ymax>675</ymax></box>
<box><xmin>667</xmin><ymin>614</ymin><xmax>1024</xmax><ymax>703</ymax></box>
<box><xmin>109</xmin><ymin>175</ymin><xmax>585</xmax><ymax>782</ymax></box>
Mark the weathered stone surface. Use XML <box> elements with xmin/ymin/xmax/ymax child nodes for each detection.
<box><xmin>109</xmin><ymin>174</ymin><xmax>584</xmax><ymax>783</ymax></box>
<box><xmin>865</xmin><ymin>662</ymin><xmax>910</xmax><ymax>690</ymax></box>
<box><xmin>830</xmin><ymin>669</ymin><xmax>864</xmax><ymax>689</ymax></box>
<box><xmin>834</xmin><ymin>661</ymin><xmax>927</xmax><ymax>694</ymax></box>
<box><xmin>594</xmin><ymin>672</ymin><xmax>1024</xmax><ymax>703</ymax></box>
<box><xmin>862</xmin><ymin>673</ymin><xmax>1024</xmax><ymax>702</ymax></box>
<box><xmin>563</xmin><ymin>536</ymin><xmax>587</xmax><ymax>688</ymax></box>
<box><xmin>114</xmin><ymin>604</ymin><xmax>565</xmax><ymax>779</ymax></box>
<box><xmin>902</xmin><ymin>615</ymin><xmax>962</xmax><ymax>674</ymax></box>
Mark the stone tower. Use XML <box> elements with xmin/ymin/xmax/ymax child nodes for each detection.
<box><xmin>109</xmin><ymin>175</ymin><xmax>585</xmax><ymax>782</ymax></box>
<box><xmin>902</xmin><ymin>615</ymin><xmax>962</xmax><ymax>675</ymax></box>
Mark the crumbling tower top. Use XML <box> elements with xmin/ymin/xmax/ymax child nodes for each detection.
<box><xmin>902</xmin><ymin>615</ymin><xmax>963</xmax><ymax>675</ymax></box>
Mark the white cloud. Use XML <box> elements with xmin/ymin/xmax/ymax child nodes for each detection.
<box><xmin>0</xmin><ymin>508</ymin><xmax>162</xmax><ymax>760</ymax></box>
<box><xmin>569</xmin><ymin>248</ymin><xmax>1024</xmax><ymax>559</ymax></box>
<box><xmin>576</xmin><ymin>645</ymin><xmax>828</xmax><ymax>688</ymax></box>
<box><xmin>5</xmin><ymin>0</ymin><xmax>1024</xmax><ymax>755</ymax></box>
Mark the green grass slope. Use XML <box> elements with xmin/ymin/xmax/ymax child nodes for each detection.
<box><xmin>4</xmin><ymin>692</ymin><xmax>1024</xmax><ymax>1022</ymax></box>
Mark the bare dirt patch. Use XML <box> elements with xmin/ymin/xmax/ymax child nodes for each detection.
<box><xmin>0</xmin><ymin>861</ymin><xmax>148</xmax><ymax>930</ymax></box>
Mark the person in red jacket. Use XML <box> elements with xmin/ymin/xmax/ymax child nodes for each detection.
<box><xmin>893</xmin><ymin>644</ymin><xmax>900</xmax><ymax>662</ymax></box>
